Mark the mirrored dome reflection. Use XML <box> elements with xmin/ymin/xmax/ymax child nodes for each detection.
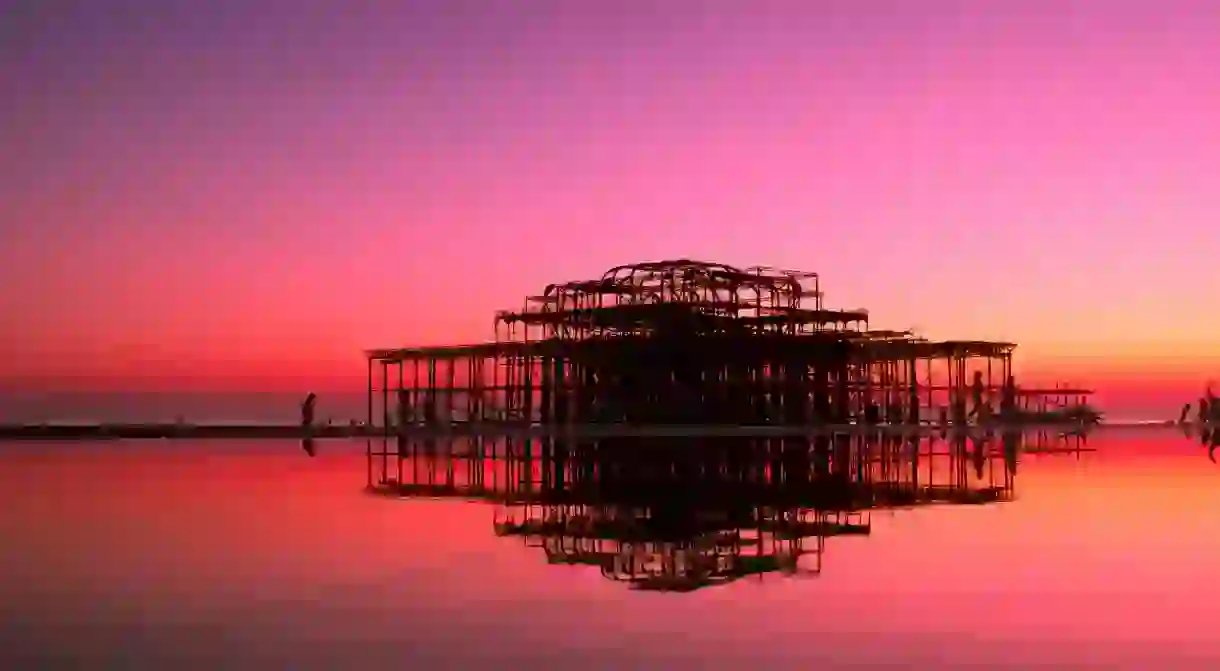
<box><xmin>368</xmin><ymin>429</ymin><xmax>1088</xmax><ymax>592</ymax></box>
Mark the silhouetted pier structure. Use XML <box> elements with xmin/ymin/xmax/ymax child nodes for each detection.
<box><xmin>0</xmin><ymin>262</ymin><xmax>1102</xmax><ymax>443</ymax></box>
<box><xmin>366</xmin><ymin>429</ymin><xmax>1085</xmax><ymax>591</ymax></box>
<box><xmin>367</xmin><ymin>260</ymin><xmax>1092</xmax><ymax>436</ymax></box>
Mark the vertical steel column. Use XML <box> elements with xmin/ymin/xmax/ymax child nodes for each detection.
<box><xmin>366</xmin><ymin>357</ymin><xmax>374</xmax><ymax>427</ymax></box>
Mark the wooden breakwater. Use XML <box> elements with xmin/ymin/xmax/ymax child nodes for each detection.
<box><xmin>0</xmin><ymin>419</ymin><xmax>1173</xmax><ymax>442</ymax></box>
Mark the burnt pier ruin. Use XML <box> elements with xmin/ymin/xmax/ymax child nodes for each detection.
<box><xmin>366</xmin><ymin>259</ymin><xmax>1089</xmax><ymax>431</ymax></box>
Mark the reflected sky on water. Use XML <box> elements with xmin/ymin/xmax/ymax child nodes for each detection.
<box><xmin>2</xmin><ymin>429</ymin><xmax>1218</xmax><ymax>669</ymax></box>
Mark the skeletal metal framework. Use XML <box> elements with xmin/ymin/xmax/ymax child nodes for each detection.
<box><xmin>365</xmin><ymin>259</ymin><xmax>1091</xmax><ymax>430</ymax></box>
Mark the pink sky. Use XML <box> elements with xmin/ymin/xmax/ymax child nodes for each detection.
<box><xmin>2</xmin><ymin>1</ymin><xmax>1217</xmax><ymax>412</ymax></box>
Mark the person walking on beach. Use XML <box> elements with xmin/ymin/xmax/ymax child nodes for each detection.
<box><xmin>1000</xmin><ymin>375</ymin><xmax>1017</xmax><ymax>421</ymax></box>
<box><xmin>299</xmin><ymin>393</ymin><xmax>318</xmax><ymax>457</ymax></box>
<box><xmin>301</xmin><ymin>392</ymin><xmax>317</xmax><ymax>427</ymax></box>
<box><xmin>968</xmin><ymin>371</ymin><xmax>989</xmax><ymax>422</ymax></box>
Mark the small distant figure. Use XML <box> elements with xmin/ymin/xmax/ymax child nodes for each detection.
<box><xmin>1180</xmin><ymin>403</ymin><xmax>1192</xmax><ymax>425</ymax></box>
<box><xmin>1201</xmin><ymin>419</ymin><xmax>1220</xmax><ymax>462</ymax></box>
<box><xmin>968</xmin><ymin>371</ymin><xmax>988</xmax><ymax>421</ymax></box>
<box><xmin>1000</xmin><ymin>375</ymin><xmax>1017</xmax><ymax>419</ymax></box>
<box><xmin>301</xmin><ymin>392</ymin><xmax>317</xmax><ymax>427</ymax></box>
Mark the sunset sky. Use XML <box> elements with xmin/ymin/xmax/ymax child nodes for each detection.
<box><xmin>2</xmin><ymin>0</ymin><xmax>1218</xmax><ymax>413</ymax></box>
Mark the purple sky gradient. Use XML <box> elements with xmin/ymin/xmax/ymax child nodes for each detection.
<box><xmin>2</xmin><ymin>0</ymin><xmax>1218</xmax><ymax>394</ymax></box>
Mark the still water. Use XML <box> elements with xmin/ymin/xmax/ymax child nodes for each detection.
<box><xmin>2</xmin><ymin>429</ymin><xmax>1218</xmax><ymax>669</ymax></box>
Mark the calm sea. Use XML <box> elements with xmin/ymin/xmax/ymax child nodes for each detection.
<box><xmin>2</xmin><ymin>429</ymin><xmax>1217</xmax><ymax>669</ymax></box>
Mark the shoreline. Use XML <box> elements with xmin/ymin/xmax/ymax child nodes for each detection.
<box><xmin>0</xmin><ymin>419</ymin><xmax>1193</xmax><ymax>441</ymax></box>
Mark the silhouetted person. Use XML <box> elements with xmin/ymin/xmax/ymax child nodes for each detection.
<box><xmin>968</xmin><ymin>371</ymin><xmax>988</xmax><ymax>421</ymax></box>
<box><xmin>1180</xmin><ymin>403</ymin><xmax>1193</xmax><ymax>425</ymax></box>
<box><xmin>1000</xmin><ymin>375</ymin><xmax>1017</xmax><ymax>422</ymax></box>
<box><xmin>1203</xmin><ymin>425</ymin><xmax>1220</xmax><ymax>463</ymax></box>
<box><xmin>301</xmin><ymin>392</ymin><xmax>317</xmax><ymax>427</ymax></box>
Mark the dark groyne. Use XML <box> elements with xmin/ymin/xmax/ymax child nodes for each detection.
<box><xmin>0</xmin><ymin>423</ymin><xmax>378</xmax><ymax>441</ymax></box>
<box><xmin>0</xmin><ymin>420</ymin><xmax>1167</xmax><ymax>442</ymax></box>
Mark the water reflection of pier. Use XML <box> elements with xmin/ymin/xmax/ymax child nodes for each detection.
<box><xmin>367</xmin><ymin>430</ymin><xmax>1087</xmax><ymax>592</ymax></box>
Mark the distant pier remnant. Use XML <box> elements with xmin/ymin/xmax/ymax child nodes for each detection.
<box><xmin>364</xmin><ymin>259</ymin><xmax>1089</xmax><ymax>431</ymax></box>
